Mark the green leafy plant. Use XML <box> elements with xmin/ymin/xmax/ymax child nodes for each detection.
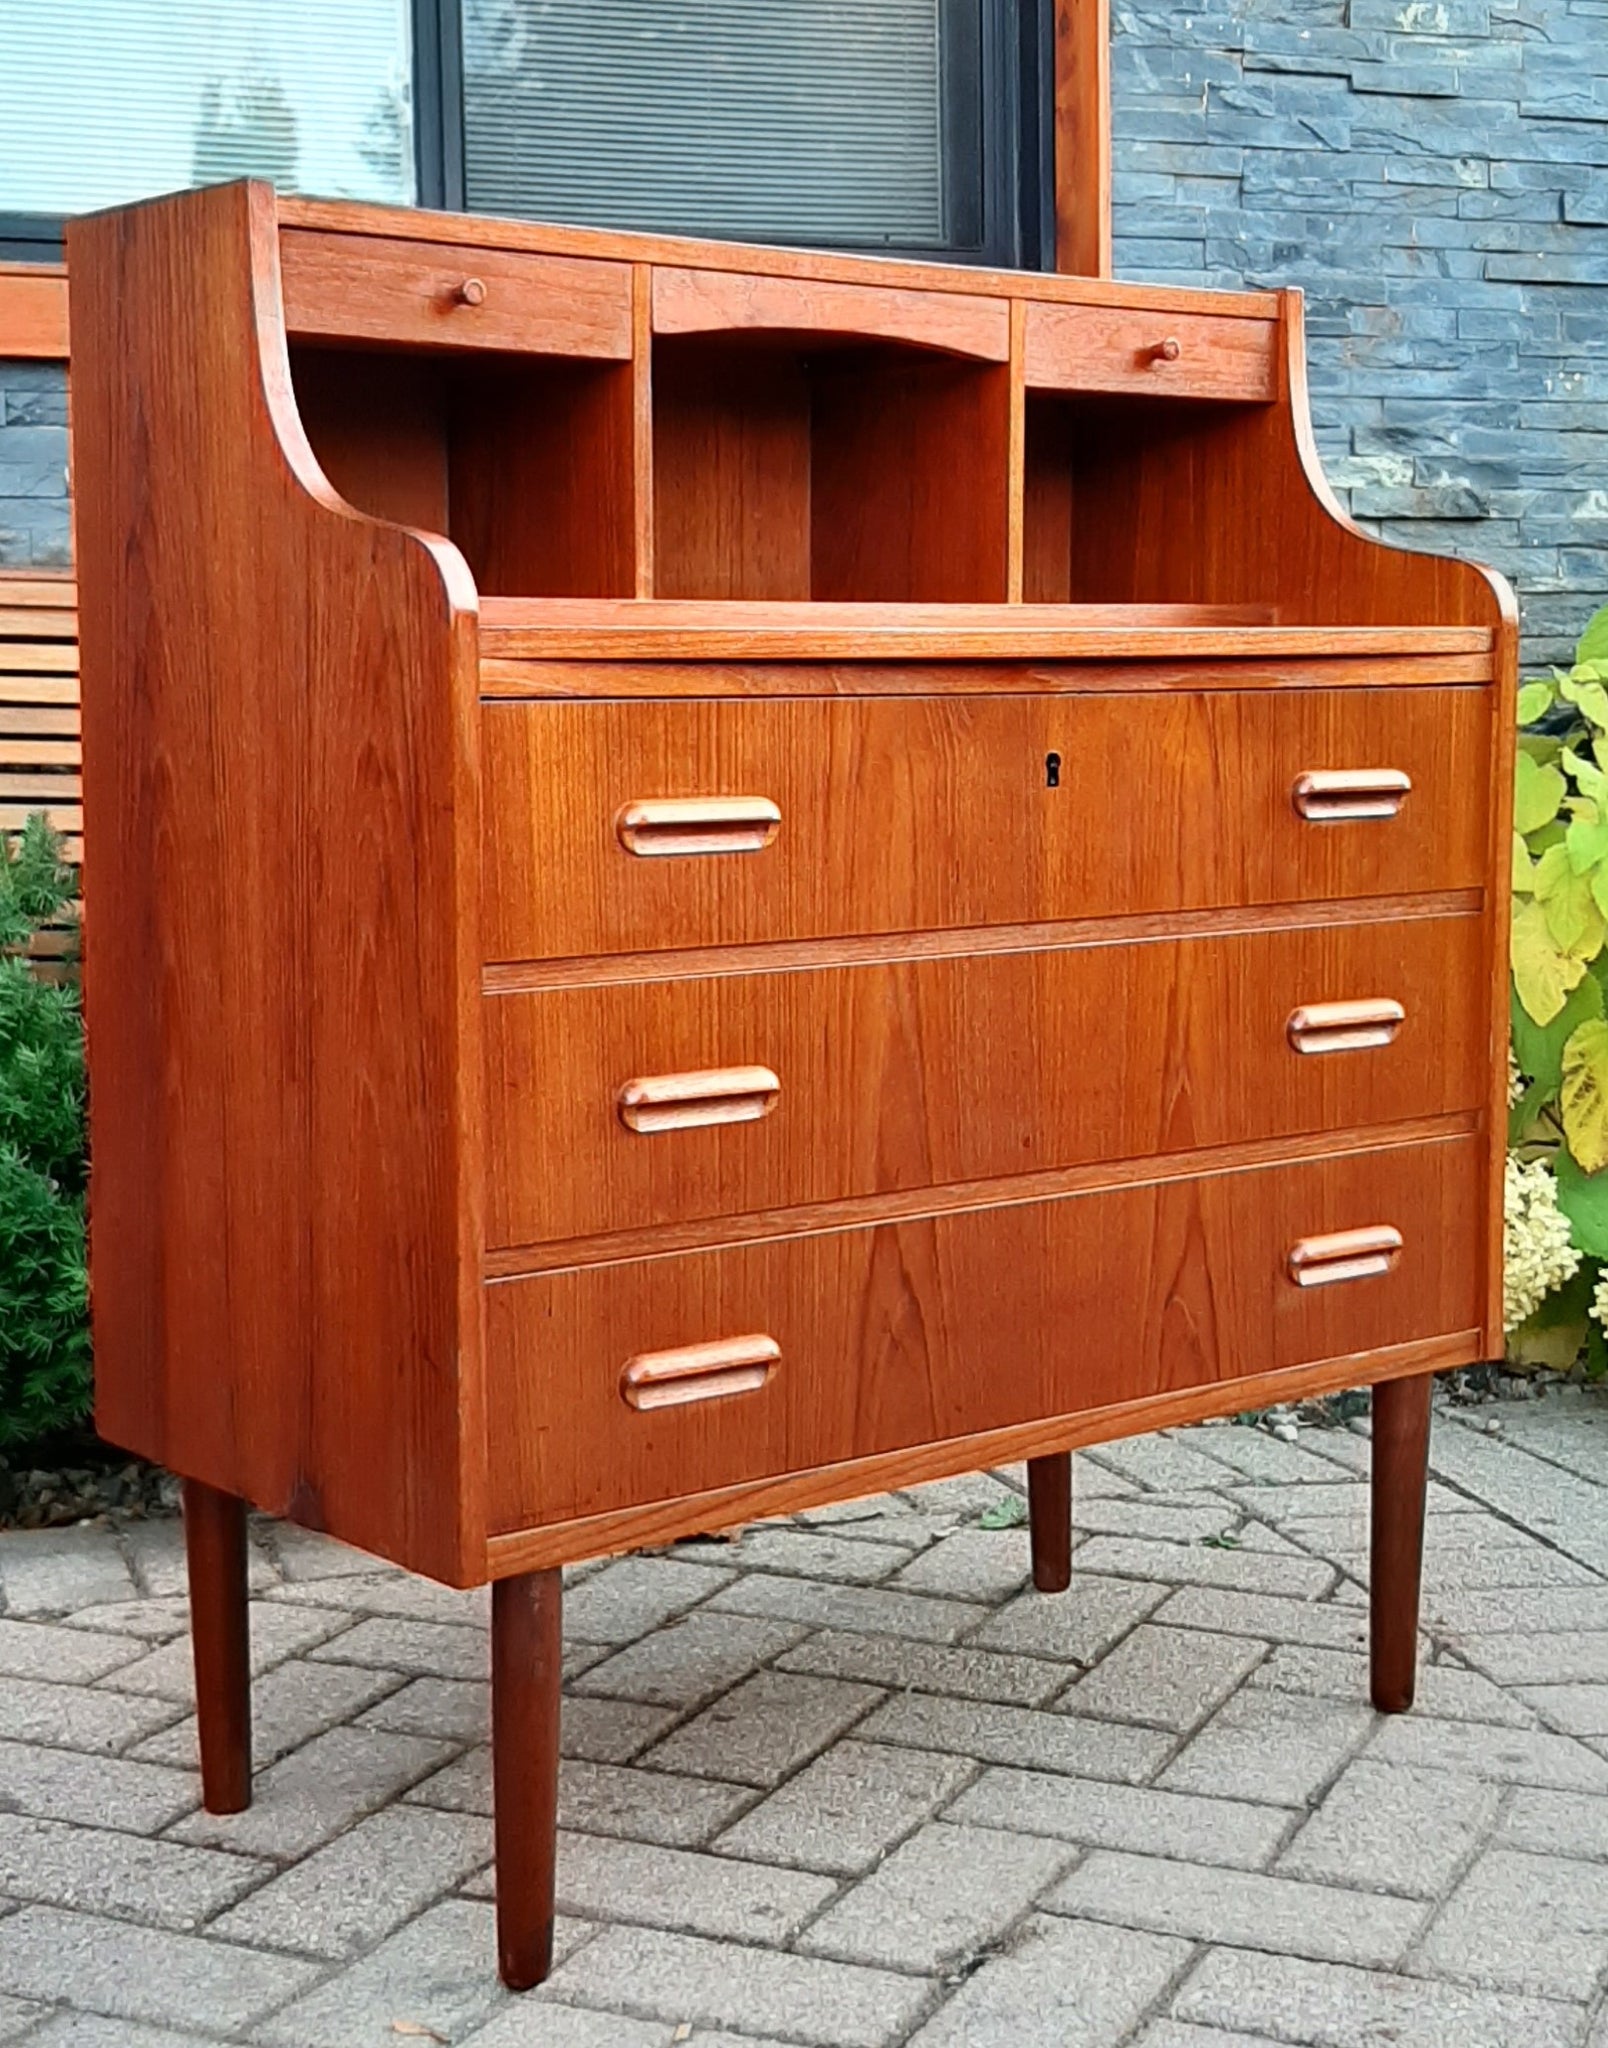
<box><xmin>1508</xmin><ymin>606</ymin><xmax>1608</xmax><ymax>1373</ymax></box>
<box><xmin>0</xmin><ymin>817</ymin><xmax>90</xmax><ymax>1446</ymax></box>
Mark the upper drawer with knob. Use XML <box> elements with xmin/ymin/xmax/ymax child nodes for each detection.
<box><xmin>279</xmin><ymin>230</ymin><xmax>633</xmax><ymax>359</ymax></box>
<box><xmin>479</xmin><ymin>684</ymin><xmax>1491</xmax><ymax>961</ymax></box>
<box><xmin>1023</xmin><ymin>302</ymin><xmax>1278</xmax><ymax>403</ymax></box>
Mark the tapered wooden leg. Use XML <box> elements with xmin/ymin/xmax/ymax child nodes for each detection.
<box><xmin>1370</xmin><ymin>1372</ymin><xmax>1433</xmax><ymax>1713</ymax></box>
<box><xmin>1027</xmin><ymin>1452</ymin><xmax>1073</xmax><ymax>1593</ymax></box>
<box><xmin>492</xmin><ymin>1569</ymin><xmax>563</xmax><ymax>1991</ymax></box>
<box><xmin>182</xmin><ymin>1479</ymin><xmax>252</xmax><ymax>1814</ymax></box>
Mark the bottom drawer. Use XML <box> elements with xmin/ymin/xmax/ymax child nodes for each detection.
<box><xmin>485</xmin><ymin>1133</ymin><xmax>1485</xmax><ymax>1531</ymax></box>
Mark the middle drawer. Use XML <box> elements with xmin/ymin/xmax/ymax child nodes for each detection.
<box><xmin>484</xmin><ymin>910</ymin><xmax>1486</xmax><ymax>1248</ymax></box>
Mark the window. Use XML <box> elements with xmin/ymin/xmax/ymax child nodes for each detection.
<box><xmin>457</xmin><ymin>0</ymin><xmax>977</xmax><ymax>255</ymax></box>
<box><xmin>1</xmin><ymin>2</ymin><xmax>414</xmax><ymax>220</ymax></box>
<box><xmin>0</xmin><ymin>1</ymin><xmax>1048</xmax><ymax>268</ymax></box>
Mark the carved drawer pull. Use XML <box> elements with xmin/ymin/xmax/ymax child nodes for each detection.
<box><xmin>618</xmin><ymin>1065</ymin><xmax>781</xmax><ymax>1133</ymax></box>
<box><xmin>621</xmin><ymin>1334</ymin><xmax>781</xmax><ymax>1411</ymax></box>
<box><xmin>616</xmin><ymin>796</ymin><xmax>781</xmax><ymax>857</ymax></box>
<box><xmin>1292</xmin><ymin>769</ymin><xmax>1411</xmax><ymax>821</ymax></box>
<box><xmin>1287</xmin><ymin>999</ymin><xmax>1406</xmax><ymax>1055</ymax></box>
<box><xmin>1143</xmin><ymin>337</ymin><xmax>1182</xmax><ymax>364</ymax></box>
<box><xmin>454</xmin><ymin>277</ymin><xmax>487</xmax><ymax>306</ymax></box>
<box><xmin>1287</xmin><ymin>1226</ymin><xmax>1404</xmax><ymax>1289</ymax></box>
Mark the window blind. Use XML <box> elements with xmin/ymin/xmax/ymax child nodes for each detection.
<box><xmin>462</xmin><ymin>0</ymin><xmax>962</xmax><ymax>249</ymax></box>
<box><xmin>0</xmin><ymin>0</ymin><xmax>414</xmax><ymax>218</ymax></box>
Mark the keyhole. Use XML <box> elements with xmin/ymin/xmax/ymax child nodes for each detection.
<box><xmin>1045</xmin><ymin>752</ymin><xmax>1061</xmax><ymax>789</ymax></box>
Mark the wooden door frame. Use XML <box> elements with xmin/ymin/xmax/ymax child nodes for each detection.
<box><xmin>1054</xmin><ymin>0</ymin><xmax>1112</xmax><ymax>277</ymax></box>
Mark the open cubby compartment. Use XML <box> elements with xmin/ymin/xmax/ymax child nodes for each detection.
<box><xmin>1024</xmin><ymin>389</ymin><xmax>1275</xmax><ymax>612</ymax></box>
<box><xmin>651</xmin><ymin>332</ymin><xmax>1011</xmax><ymax>602</ymax></box>
<box><xmin>288</xmin><ymin>345</ymin><xmax>638</xmax><ymax>598</ymax></box>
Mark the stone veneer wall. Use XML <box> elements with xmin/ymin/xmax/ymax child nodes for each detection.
<box><xmin>0</xmin><ymin>360</ymin><xmax>70</xmax><ymax>570</ymax></box>
<box><xmin>1111</xmin><ymin>0</ymin><xmax>1608</xmax><ymax>665</ymax></box>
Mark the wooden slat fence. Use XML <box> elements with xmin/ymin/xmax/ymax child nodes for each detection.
<box><xmin>0</xmin><ymin>572</ymin><xmax>81</xmax><ymax>966</ymax></box>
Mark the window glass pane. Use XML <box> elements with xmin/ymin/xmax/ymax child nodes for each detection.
<box><xmin>0</xmin><ymin>0</ymin><xmax>414</xmax><ymax>217</ymax></box>
<box><xmin>463</xmin><ymin>0</ymin><xmax>953</xmax><ymax>249</ymax></box>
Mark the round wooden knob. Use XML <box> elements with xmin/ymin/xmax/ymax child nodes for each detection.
<box><xmin>1145</xmin><ymin>337</ymin><xmax>1182</xmax><ymax>364</ymax></box>
<box><xmin>455</xmin><ymin>277</ymin><xmax>487</xmax><ymax>307</ymax></box>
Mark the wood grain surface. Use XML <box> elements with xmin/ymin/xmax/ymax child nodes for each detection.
<box><xmin>483</xmin><ymin>1113</ymin><xmax>1479</xmax><ymax>1279</ymax></box>
<box><xmin>652</xmin><ymin>267</ymin><xmax>1011</xmax><ymax>361</ymax></box>
<box><xmin>70</xmin><ymin>183</ymin><xmax>487</xmax><ymax>1585</ymax></box>
<box><xmin>482</xmin><ymin>911</ymin><xmax>1487</xmax><ymax>1246</ymax></box>
<box><xmin>279</xmin><ymin>228</ymin><xmax>632</xmax><ymax>358</ymax></box>
<box><xmin>479</xmin><ymin>687</ymin><xmax>1491</xmax><ymax>960</ymax></box>
<box><xmin>485</xmin><ymin>1329</ymin><xmax>1479</xmax><ymax>1573</ymax></box>
<box><xmin>476</xmin><ymin>601</ymin><xmax>1493</xmax><ymax>662</ymax></box>
<box><xmin>1054</xmin><ymin>0</ymin><xmax>1112</xmax><ymax>278</ymax></box>
<box><xmin>75</xmin><ymin>181</ymin><xmax>1512</xmax><ymax>1587</ymax></box>
<box><xmin>484</xmin><ymin>1132</ymin><xmax>1484</xmax><ymax>1530</ymax></box>
<box><xmin>479</xmin><ymin>655</ymin><xmax>1492</xmax><ymax>699</ymax></box>
<box><xmin>278</xmin><ymin>194</ymin><xmax>1278</xmax><ymax>318</ymax></box>
<box><xmin>1023</xmin><ymin>301</ymin><xmax>1276</xmax><ymax>401</ymax></box>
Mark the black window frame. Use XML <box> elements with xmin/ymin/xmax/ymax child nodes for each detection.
<box><xmin>2</xmin><ymin>1</ymin><xmax>1053</xmax><ymax>270</ymax></box>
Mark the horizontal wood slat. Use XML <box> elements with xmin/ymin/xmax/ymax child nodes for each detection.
<box><xmin>0</xmin><ymin>607</ymin><xmax>77</xmax><ymax>639</ymax></box>
<box><xmin>0</xmin><ymin>646</ymin><xmax>78</xmax><ymax>675</ymax></box>
<box><xmin>1</xmin><ymin>738</ymin><xmax>80</xmax><ymax>764</ymax></box>
<box><xmin>0</xmin><ymin>707</ymin><xmax>79</xmax><ymax>735</ymax></box>
<box><xmin>0</xmin><ymin>265</ymin><xmax>69</xmax><ymax>359</ymax></box>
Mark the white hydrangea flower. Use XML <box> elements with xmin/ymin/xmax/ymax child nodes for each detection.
<box><xmin>1592</xmin><ymin>1268</ymin><xmax>1608</xmax><ymax>1335</ymax></box>
<box><xmin>1503</xmin><ymin>1154</ymin><xmax>1580</xmax><ymax>1332</ymax></box>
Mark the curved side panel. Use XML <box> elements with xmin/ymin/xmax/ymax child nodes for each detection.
<box><xmin>69</xmin><ymin>181</ymin><xmax>487</xmax><ymax>1584</ymax></box>
<box><xmin>1277</xmin><ymin>290</ymin><xmax>1516</xmax><ymax>638</ymax></box>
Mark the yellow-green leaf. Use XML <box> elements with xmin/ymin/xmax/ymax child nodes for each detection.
<box><xmin>1562</xmin><ymin>1017</ymin><xmax>1608</xmax><ymax>1172</ymax></box>
<box><xmin>1514</xmin><ymin>832</ymin><xmax>1536</xmax><ymax>894</ymax></box>
<box><xmin>1516</xmin><ymin>751</ymin><xmax>1567</xmax><ymax>834</ymax></box>
<box><xmin>1517</xmin><ymin>680</ymin><xmax>1554</xmax><ymax>724</ymax></box>
<box><xmin>1565</xmin><ymin>745</ymin><xmax>1608</xmax><ymax>808</ymax></box>
<box><xmin>1562</xmin><ymin>675</ymin><xmax>1608</xmax><ymax>730</ymax></box>
<box><xmin>1577</xmin><ymin>606</ymin><xmax>1608</xmax><ymax>667</ymax></box>
<box><xmin>1567</xmin><ymin>809</ymin><xmax>1608</xmax><ymax>877</ymax></box>
<box><xmin>1513</xmin><ymin>898</ymin><xmax>1589</xmax><ymax>1024</ymax></box>
<box><xmin>1554</xmin><ymin>886</ymin><xmax>1605</xmax><ymax>960</ymax></box>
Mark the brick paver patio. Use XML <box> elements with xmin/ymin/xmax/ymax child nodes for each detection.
<box><xmin>0</xmin><ymin>1388</ymin><xmax>1602</xmax><ymax>2046</ymax></box>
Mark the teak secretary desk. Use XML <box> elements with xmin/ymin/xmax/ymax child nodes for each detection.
<box><xmin>68</xmin><ymin>179</ymin><xmax>1515</xmax><ymax>1989</ymax></box>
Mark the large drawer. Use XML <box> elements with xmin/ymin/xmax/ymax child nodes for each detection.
<box><xmin>485</xmin><ymin>1133</ymin><xmax>1484</xmax><ymax>1529</ymax></box>
<box><xmin>480</xmin><ymin>688</ymin><xmax>1490</xmax><ymax>961</ymax></box>
<box><xmin>483</xmin><ymin>910</ymin><xmax>1487</xmax><ymax>1248</ymax></box>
